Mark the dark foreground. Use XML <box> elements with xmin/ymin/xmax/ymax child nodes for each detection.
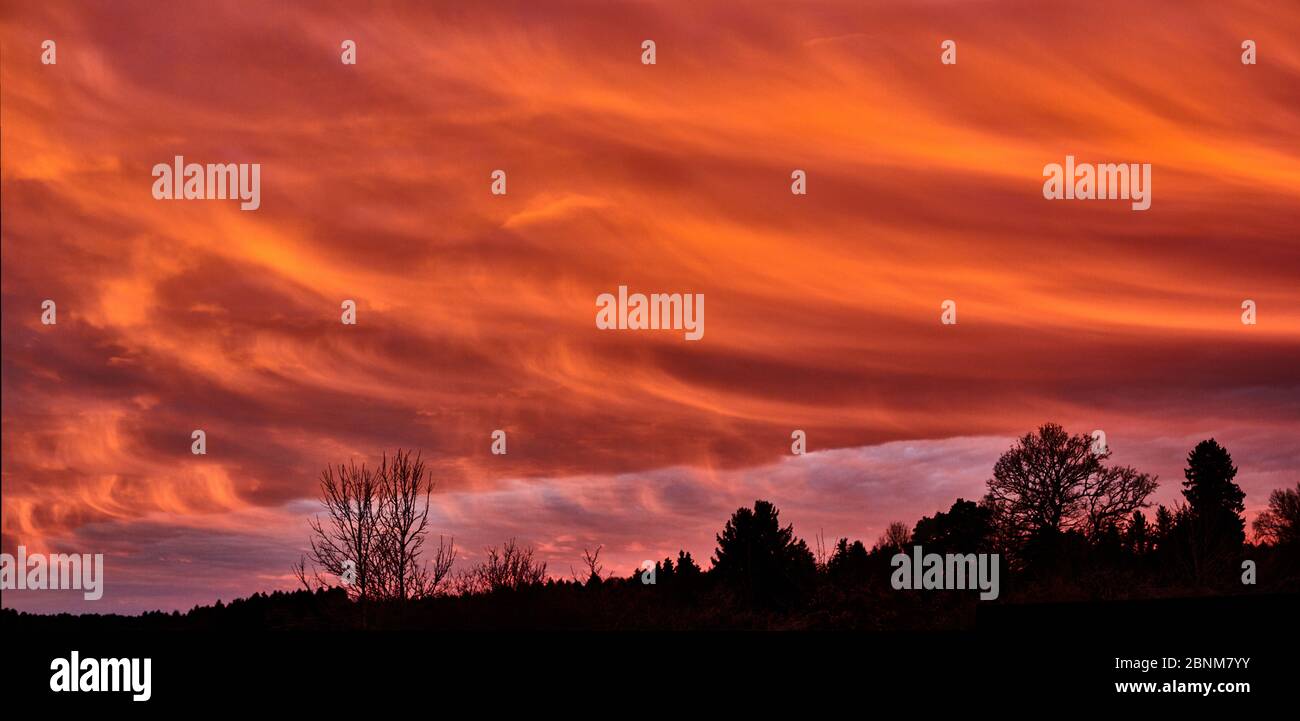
<box><xmin>4</xmin><ymin>592</ymin><xmax>1295</xmax><ymax>710</ymax></box>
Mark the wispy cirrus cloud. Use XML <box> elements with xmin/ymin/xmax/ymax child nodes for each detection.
<box><xmin>3</xmin><ymin>0</ymin><xmax>1297</xmax><ymax>611</ymax></box>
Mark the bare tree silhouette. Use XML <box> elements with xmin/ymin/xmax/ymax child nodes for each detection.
<box><xmin>1082</xmin><ymin>465</ymin><xmax>1159</xmax><ymax>537</ymax></box>
<box><xmin>295</xmin><ymin>450</ymin><xmax>456</xmax><ymax>607</ymax></box>
<box><xmin>580</xmin><ymin>545</ymin><xmax>604</xmax><ymax>585</ymax></box>
<box><xmin>1254</xmin><ymin>483</ymin><xmax>1300</xmax><ymax>546</ymax></box>
<box><xmin>457</xmin><ymin>538</ymin><xmax>547</xmax><ymax>594</ymax></box>
<box><xmin>814</xmin><ymin>528</ymin><xmax>829</xmax><ymax>569</ymax></box>
<box><xmin>295</xmin><ymin>459</ymin><xmax>382</xmax><ymax>604</ymax></box>
<box><xmin>986</xmin><ymin>423</ymin><xmax>1156</xmax><ymax>549</ymax></box>
<box><xmin>373</xmin><ymin>450</ymin><xmax>455</xmax><ymax>599</ymax></box>
<box><xmin>875</xmin><ymin>521</ymin><xmax>913</xmax><ymax>553</ymax></box>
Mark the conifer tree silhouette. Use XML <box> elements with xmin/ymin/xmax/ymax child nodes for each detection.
<box><xmin>712</xmin><ymin>500</ymin><xmax>816</xmax><ymax>606</ymax></box>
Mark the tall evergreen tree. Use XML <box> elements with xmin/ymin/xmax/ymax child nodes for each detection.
<box><xmin>1164</xmin><ymin>439</ymin><xmax>1249</xmax><ymax>583</ymax></box>
<box><xmin>712</xmin><ymin>500</ymin><xmax>816</xmax><ymax>606</ymax></box>
<box><xmin>1125</xmin><ymin>509</ymin><xmax>1149</xmax><ymax>555</ymax></box>
<box><xmin>1182</xmin><ymin>439</ymin><xmax>1246</xmax><ymax>547</ymax></box>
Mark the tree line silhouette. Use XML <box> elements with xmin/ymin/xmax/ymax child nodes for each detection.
<box><xmin>5</xmin><ymin>423</ymin><xmax>1297</xmax><ymax>631</ymax></box>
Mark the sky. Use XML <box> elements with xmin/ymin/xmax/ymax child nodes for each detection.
<box><xmin>2</xmin><ymin>0</ymin><xmax>1298</xmax><ymax>613</ymax></box>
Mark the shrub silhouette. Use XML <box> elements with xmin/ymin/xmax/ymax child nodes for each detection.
<box><xmin>826</xmin><ymin>538</ymin><xmax>870</xmax><ymax>585</ymax></box>
<box><xmin>658</xmin><ymin>550</ymin><xmax>703</xmax><ymax>588</ymax></box>
<box><xmin>912</xmin><ymin>498</ymin><xmax>994</xmax><ymax>554</ymax></box>
<box><xmin>457</xmin><ymin>538</ymin><xmax>547</xmax><ymax>594</ymax></box>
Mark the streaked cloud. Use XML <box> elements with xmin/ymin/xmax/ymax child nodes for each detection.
<box><xmin>3</xmin><ymin>0</ymin><xmax>1297</xmax><ymax>611</ymax></box>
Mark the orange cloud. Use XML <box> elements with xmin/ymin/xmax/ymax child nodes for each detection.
<box><xmin>2</xmin><ymin>0</ymin><xmax>1297</xmax><ymax>611</ymax></box>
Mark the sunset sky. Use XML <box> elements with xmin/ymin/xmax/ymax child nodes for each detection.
<box><xmin>3</xmin><ymin>0</ymin><xmax>1298</xmax><ymax>613</ymax></box>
